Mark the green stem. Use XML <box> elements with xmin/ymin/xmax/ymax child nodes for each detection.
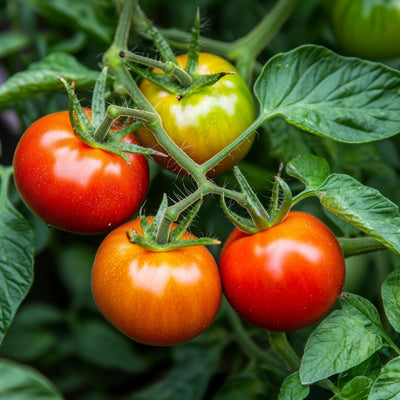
<box><xmin>114</xmin><ymin>0</ymin><xmax>135</xmax><ymax>49</ymax></box>
<box><xmin>291</xmin><ymin>189</ymin><xmax>315</xmax><ymax>206</ymax></box>
<box><xmin>137</xmin><ymin>0</ymin><xmax>299</xmax><ymax>82</ymax></box>
<box><xmin>382</xmin><ymin>332</ymin><xmax>400</xmax><ymax>356</ymax></box>
<box><xmin>224</xmin><ymin>298</ymin><xmax>285</xmax><ymax>372</ymax></box>
<box><xmin>268</xmin><ymin>331</ymin><xmax>339</xmax><ymax>394</ymax></box>
<box><xmin>121</xmin><ymin>51</ymin><xmax>193</xmax><ymax>87</ymax></box>
<box><xmin>200</xmin><ymin>116</ymin><xmax>263</xmax><ymax>175</ymax></box>
<box><xmin>338</xmin><ymin>237</ymin><xmax>386</xmax><ymax>258</ymax></box>
<box><xmin>227</xmin><ymin>0</ymin><xmax>299</xmax><ymax>80</ymax></box>
<box><xmin>268</xmin><ymin>331</ymin><xmax>300</xmax><ymax>371</ymax></box>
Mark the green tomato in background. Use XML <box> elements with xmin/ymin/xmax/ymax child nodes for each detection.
<box><xmin>329</xmin><ymin>0</ymin><xmax>400</xmax><ymax>61</ymax></box>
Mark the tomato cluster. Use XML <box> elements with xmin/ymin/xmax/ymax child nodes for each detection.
<box><xmin>12</xmin><ymin>53</ymin><xmax>345</xmax><ymax>346</ymax></box>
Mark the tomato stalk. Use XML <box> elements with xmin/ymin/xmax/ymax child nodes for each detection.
<box><xmin>120</xmin><ymin>51</ymin><xmax>193</xmax><ymax>89</ymax></box>
<box><xmin>131</xmin><ymin>0</ymin><xmax>299</xmax><ymax>83</ymax></box>
<box><xmin>103</xmin><ymin>0</ymin><xmax>293</xmax><ymax>246</ymax></box>
<box><xmin>267</xmin><ymin>331</ymin><xmax>300</xmax><ymax>371</ymax></box>
<box><xmin>223</xmin><ymin>298</ymin><xmax>286</xmax><ymax>371</ymax></box>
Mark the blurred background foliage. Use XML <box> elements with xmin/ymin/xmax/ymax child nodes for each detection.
<box><xmin>1</xmin><ymin>0</ymin><xmax>400</xmax><ymax>399</ymax></box>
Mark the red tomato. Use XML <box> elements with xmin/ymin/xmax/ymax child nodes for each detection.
<box><xmin>91</xmin><ymin>217</ymin><xmax>222</xmax><ymax>346</ymax></box>
<box><xmin>13</xmin><ymin>111</ymin><xmax>149</xmax><ymax>234</ymax></box>
<box><xmin>219</xmin><ymin>211</ymin><xmax>346</xmax><ymax>331</ymax></box>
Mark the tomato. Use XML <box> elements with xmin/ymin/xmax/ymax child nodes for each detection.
<box><xmin>219</xmin><ymin>211</ymin><xmax>346</xmax><ymax>331</ymax></box>
<box><xmin>136</xmin><ymin>53</ymin><xmax>257</xmax><ymax>176</ymax></box>
<box><xmin>329</xmin><ymin>0</ymin><xmax>400</xmax><ymax>60</ymax></box>
<box><xmin>13</xmin><ymin>111</ymin><xmax>149</xmax><ymax>234</ymax></box>
<box><xmin>91</xmin><ymin>217</ymin><xmax>222</xmax><ymax>346</ymax></box>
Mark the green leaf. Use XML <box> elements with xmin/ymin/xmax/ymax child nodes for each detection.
<box><xmin>331</xmin><ymin>376</ymin><xmax>373</xmax><ymax>400</ymax></box>
<box><xmin>286</xmin><ymin>154</ymin><xmax>330</xmax><ymax>188</ymax></box>
<box><xmin>315</xmin><ymin>175</ymin><xmax>400</xmax><ymax>254</ymax></box>
<box><xmin>337</xmin><ymin>354</ymin><xmax>383</xmax><ymax>390</ymax></box>
<box><xmin>127</xmin><ymin>329</ymin><xmax>228</xmax><ymax>400</ymax></box>
<box><xmin>25</xmin><ymin>0</ymin><xmax>114</xmax><ymax>43</ymax></box>
<box><xmin>0</xmin><ymin>166</ymin><xmax>35</xmax><ymax>345</ymax></box>
<box><xmin>212</xmin><ymin>364</ymin><xmax>268</xmax><ymax>400</ymax></box>
<box><xmin>0</xmin><ymin>358</ymin><xmax>63</xmax><ymax>399</ymax></box>
<box><xmin>255</xmin><ymin>45</ymin><xmax>400</xmax><ymax>143</ymax></box>
<box><xmin>0</xmin><ymin>53</ymin><xmax>99</xmax><ymax>108</ymax></box>
<box><xmin>369</xmin><ymin>356</ymin><xmax>400</xmax><ymax>400</ymax></box>
<box><xmin>287</xmin><ymin>154</ymin><xmax>400</xmax><ymax>255</ymax></box>
<box><xmin>278</xmin><ymin>372</ymin><xmax>309</xmax><ymax>400</ymax></box>
<box><xmin>74</xmin><ymin>320</ymin><xmax>148</xmax><ymax>374</ymax></box>
<box><xmin>300</xmin><ymin>294</ymin><xmax>384</xmax><ymax>384</ymax></box>
<box><xmin>56</xmin><ymin>244</ymin><xmax>94</xmax><ymax>309</ymax></box>
<box><xmin>0</xmin><ymin>303</ymin><xmax>64</xmax><ymax>363</ymax></box>
<box><xmin>382</xmin><ymin>267</ymin><xmax>400</xmax><ymax>333</ymax></box>
<box><xmin>0</xmin><ymin>32</ymin><xmax>30</xmax><ymax>58</ymax></box>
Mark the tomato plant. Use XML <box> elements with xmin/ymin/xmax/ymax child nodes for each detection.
<box><xmin>13</xmin><ymin>111</ymin><xmax>149</xmax><ymax>234</ymax></box>
<box><xmin>3</xmin><ymin>0</ymin><xmax>400</xmax><ymax>399</ymax></box>
<box><xmin>329</xmin><ymin>0</ymin><xmax>400</xmax><ymax>60</ymax></box>
<box><xmin>219</xmin><ymin>211</ymin><xmax>346</xmax><ymax>331</ymax></box>
<box><xmin>136</xmin><ymin>53</ymin><xmax>257</xmax><ymax>176</ymax></box>
<box><xmin>91</xmin><ymin>217</ymin><xmax>222</xmax><ymax>346</ymax></box>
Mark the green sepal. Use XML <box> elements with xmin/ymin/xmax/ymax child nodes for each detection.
<box><xmin>58</xmin><ymin>76</ymin><xmax>96</xmax><ymax>146</ymax></box>
<box><xmin>139</xmin><ymin>214</ymin><xmax>153</xmax><ymax>238</ymax></box>
<box><xmin>233</xmin><ymin>166</ymin><xmax>271</xmax><ymax>230</ymax></box>
<box><xmin>106</xmin><ymin>141</ymin><xmax>163</xmax><ymax>157</ymax></box>
<box><xmin>169</xmin><ymin>200</ymin><xmax>202</xmax><ymax>241</ymax></box>
<box><xmin>180</xmin><ymin>72</ymin><xmax>235</xmax><ymax>96</ymax></box>
<box><xmin>146</xmin><ymin>18</ymin><xmax>177</xmax><ymax>64</ymax></box>
<box><xmin>221</xmin><ymin>194</ymin><xmax>259</xmax><ymax>234</ymax></box>
<box><xmin>124</xmin><ymin>60</ymin><xmax>182</xmax><ymax>95</ymax></box>
<box><xmin>127</xmin><ymin>231</ymin><xmax>219</xmax><ymax>252</ymax></box>
<box><xmin>91</xmin><ymin>66</ymin><xmax>108</xmax><ymax>127</ymax></box>
<box><xmin>60</xmin><ymin>73</ymin><xmax>161</xmax><ymax>162</ymax></box>
<box><xmin>269</xmin><ymin>176</ymin><xmax>292</xmax><ymax>226</ymax></box>
<box><xmin>126</xmin><ymin>195</ymin><xmax>220</xmax><ymax>252</ymax></box>
<box><xmin>105</xmin><ymin>119</ymin><xmax>143</xmax><ymax>141</ymax></box>
<box><xmin>185</xmin><ymin>8</ymin><xmax>200</xmax><ymax>76</ymax></box>
<box><xmin>152</xmin><ymin>193</ymin><xmax>170</xmax><ymax>242</ymax></box>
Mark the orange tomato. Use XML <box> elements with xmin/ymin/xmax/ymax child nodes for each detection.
<box><xmin>91</xmin><ymin>217</ymin><xmax>222</xmax><ymax>345</ymax></box>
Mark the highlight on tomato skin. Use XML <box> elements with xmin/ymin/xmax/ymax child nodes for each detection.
<box><xmin>219</xmin><ymin>211</ymin><xmax>346</xmax><ymax>332</ymax></box>
<box><xmin>12</xmin><ymin>111</ymin><xmax>149</xmax><ymax>234</ymax></box>
<box><xmin>136</xmin><ymin>52</ymin><xmax>257</xmax><ymax>177</ymax></box>
<box><xmin>90</xmin><ymin>217</ymin><xmax>222</xmax><ymax>346</ymax></box>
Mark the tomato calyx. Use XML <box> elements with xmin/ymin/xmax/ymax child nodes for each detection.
<box><xmin>120</xmin><ymin>8</ymin><xmax>235</xmax><ymax>98</ymax></box>
<box><xmin>127</xmin><ymin>194</ymin><xmax>220</xmax><ymax>251</ymax></box>
<box><xmin>222</xmin><ymin>165</ymin><xmax>292</xmax><ymax>234</ymax></box>
<box><xmin>58</xmin><ymin>69</ymin><xmax>163</xmax><ymax>164</ymax></box>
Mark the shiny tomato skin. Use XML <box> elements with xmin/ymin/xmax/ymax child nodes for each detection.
<box><xmin>219</xmin><ymin>211</ymin><xmax>346</xmax><ymax>332</ymax></box>
<box><xmin>136</xmin><ymin>53</ymin><xmax>257</xmax><ymax>176</ymax></box>
<box><xmin>13</xmin><ymin>111</ymin><xmax>149</xmax><ymax>234</ymax></box>
<box><xmin>91</xmin><ymin>217</ymin><xmax>222</xmax><ymax>346</ymax></box>
<box><xmin>330</xmin><ymin>0</ymin><xmax>400</xmax><ymax>60</ymax></box>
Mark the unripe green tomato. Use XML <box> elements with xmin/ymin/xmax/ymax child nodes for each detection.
<box><xmin>329</xmin><ymin>0</ymin><xmax>400</xmax><ymax>60</ymax></box>
<box><xmin>136</xmin><ymin>53</ymin><xmax>257</xmax><ymax>177</ymax></box>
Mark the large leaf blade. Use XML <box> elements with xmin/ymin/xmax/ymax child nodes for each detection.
<box><xmin>300</xmin><ymin>294</ymin><xmax>384</xmax><ymax>384</ymax></box>
<box><xmin>0</xmin><ymin>359</ymin><xmax>63</xmax><ymax>399</ymax></box>
<box><xmin>0</xmin><ymin>53</ymin><xmax>99</xmax><ymax>108</ymax></box>
<box><xmin>287</xmin><ymin>154</ymin><xmax>400</xmax><ymax>255</ymax></box>
<box><xmin>0</xmin><ymin>167</ymin><xmax>35</xmax><ymax>345</ymax></box>
<box><xmin>315</xmin><ymin>174</ymin><xmax>400</xmax><ymax>254</ymax></box>
<box><xmin>255</xmin><ymin>45</ymin><xmax>400</xmax><ymax>143</ymax></box>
